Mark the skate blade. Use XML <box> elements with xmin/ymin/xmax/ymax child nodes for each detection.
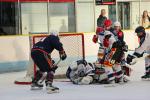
<box><xmin>30</xmin><ymin>87</ymin><xmax>43</xmax><ymax>90</ymax></box>
<box><xmin>47</xmin><ymin>90</ymin><xmax>59</xmax><ymax>94</ymax></box>
<box><xmin>104</xmin><ymin>84</ymin><xmax>117</xmax><ymax>87</ymax></box>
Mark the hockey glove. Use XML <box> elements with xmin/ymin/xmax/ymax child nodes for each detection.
<box><xmin>133</xmin><ymin>52</ymin><xmax>143</xmax><ymax>58</ymax></box>
<box><xmin>92</xmin><ymin>35</ymin><xmax>98</xmax><ymax>43</ymax></box>
<box><xmin>126</xmin><ymin>54</ymin><xmax>136</xmax><ymax>65</ymax></box>
<box><xmin>59</xmin><ymin>51</ymin><xmax>67</xmax><ymax>61</ymax></box>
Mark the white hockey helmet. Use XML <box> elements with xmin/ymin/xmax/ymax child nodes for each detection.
<box><xmin>50</xmin><ymin>30</ymin><xmax>59</xmax><ymax>36</ymax></box>
<box><xmin>104</xmin><ymin>31</ymin><xmax>112</xmax><ymax>36</ymax></box>
<box><xmin>114</xmin><ymin>21</ymin><xmax>121</xmax><ymax>27</ymax></box>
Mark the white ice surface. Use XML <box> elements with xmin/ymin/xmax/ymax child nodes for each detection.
<box><xmin>0</xmin><ymin>59</ymin><xmax>150</xmax><ymax>100</ymax></box>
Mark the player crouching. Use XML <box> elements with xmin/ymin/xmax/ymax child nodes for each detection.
<box><xmin>30</xmin><ymin>30</ymin><xmax>67</xmax><ymax>93</ymax></box>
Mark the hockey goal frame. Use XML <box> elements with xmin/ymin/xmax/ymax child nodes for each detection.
<box><xmin>32</xmin><ymin>33</ymin><xmax>85</xmax><ymax>78</ymax></box>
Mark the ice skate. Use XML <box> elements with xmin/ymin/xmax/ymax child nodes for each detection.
<box><xmin>30</xmin><ymin>71</ymin><xmax>46</xmax><ymax>90</ymax></box>
<box><xmin>141</xmin><ymin>74</ymin><xmax>150</xmax><ymax>80</ymax></box>
<box><xmin>30</xmin><ymin>82</ymin><xmax>43</xmax><ymax>90</ymax></box>
<box><xmin>46</xmin><ymin>82</ymin><xmax>59</xmax><ymax>94</ymax></box>
<box><xmin>115</xmin><ymin>76</ymin><xmax>129</xmax><ymax>84</ymax></box>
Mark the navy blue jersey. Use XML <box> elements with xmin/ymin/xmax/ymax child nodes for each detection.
<box><xmin>32</xmin><ymin>35</ymin><xmax>64</xmax><ymax>54</ymax></box>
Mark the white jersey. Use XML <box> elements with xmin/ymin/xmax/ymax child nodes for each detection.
<box><xmin>106</xmin><ymin>33</ymin><xmax>116</xmax><ymax>49</ymax></box>
<box><xmin>98</xmin><ymin>32</ymin><xmax>105</xmax><ymax>44</ymax></box>
<box><xmin>98</xmin><ymin>31</ymin><xmax>116</xmax><ymax>48</ymax></box>
<box><xmin>66</xmin><ymin>60</ymin><xmax>95</xmax><ymax>84</ymax></box>
<box><xmin>135</xmin><ymin>32</ymin><xmax>150</xmax><ymax>54</ymax></box>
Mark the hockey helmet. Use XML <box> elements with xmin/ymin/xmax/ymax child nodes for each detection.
<box><xmin>104</xmin><ymin>31</ymin><xmax>112</xmax><ymax>39</ymax></box>
<box><xmin>50</xmin><ymin>30</ymin><xmax>59</xmax><ymax>36</ymax></box>
<box><xmin>104</xmin><ymin>31</ymin><xmax>112</xmax><ymax>36</ymax></box>
<box><xmin>104</xmin><ymin>19</ymin><xmax>112</xmax><ymax>27</ymax></box>
<box><xmin>135</xmin><ymin>26</ymin><xmax>145</xmax><ymax>33</ymax></box>
<box><xmin>114</xmin><ymin>21</ymin><xmax>121</xmax><ymax>27</ymax></box>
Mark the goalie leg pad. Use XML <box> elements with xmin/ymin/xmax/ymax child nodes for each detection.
<box><xmin>80</xmin><ymin>76</ymin><xmax>93</xmax><ymax>85</ymax></box>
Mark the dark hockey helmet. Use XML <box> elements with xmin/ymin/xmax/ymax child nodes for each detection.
<box><xmin>135</xmin><ymin>26</ymin><xmax>145</xmax><ymax>33</ymax></box>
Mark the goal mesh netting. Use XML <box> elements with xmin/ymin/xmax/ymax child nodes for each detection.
<box><xmin>32</xmin><ymin>33</ymin><xmax>85</xmax><ymax>78</ymax></box>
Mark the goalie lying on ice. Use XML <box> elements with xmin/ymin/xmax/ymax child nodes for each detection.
<box><xmin>66</xmin><ymin>60</ymin><xmax>95</xmax><ymax>85</ymax></box>
<box><xmin>66</xmin><ymin>59</ymin><xmax>130</xmax><ymax>85</ymax></box>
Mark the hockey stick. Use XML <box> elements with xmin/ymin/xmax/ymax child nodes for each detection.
<box><xmin>54</xmin><ymin>59</ymin><xmax>61</xmax><ymax>66</ymax></box>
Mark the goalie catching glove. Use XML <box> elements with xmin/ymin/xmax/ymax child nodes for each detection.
<box><xmin>59</xmin><ymin>51</ymin><xmax>67</xmax><ymax>60</ymax></box>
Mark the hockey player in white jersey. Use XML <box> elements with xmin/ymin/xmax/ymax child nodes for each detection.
<box><xmin>66</xmin><ymin>59</ymin><xmax>95</xmax><ymax>85</ymax></box>
<box><xmin>113</xmin><ymin>21</ymin><xmax>131</xmax><ymax>77</ymax></box>
<box><xmin>102</xmin><ymin>30</ymin><xmax>129</xmax><ymax>83</ymax></box>
<box><xmin>126</xmin><ymin>26</ymin><xmax>150</xmax><ymax>80</ymax></box>
<box><xmin>93</xmin><ymin>19</ymin><xmax>129</xmax><ymax>83</ymax></box>
<box><xmin>67</xmin><ymin>31</ymin><xmax>128</xmax><ymax>85</ymax></box>
<box><xmin>92</xmin><ymin>19</ymin><xmax>113</xmax><ymax>65</ymax></box>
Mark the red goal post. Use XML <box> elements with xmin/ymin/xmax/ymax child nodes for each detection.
<box><xmin>32</xmin><ymin>33</ymin><xmax>85</xmax><ymax>78</ymax></box>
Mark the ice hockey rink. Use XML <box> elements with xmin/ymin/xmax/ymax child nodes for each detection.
<box><xmin>0</xmin><ymin>57</ymin><xmax>150</xmax><ymax>100</ymax></box>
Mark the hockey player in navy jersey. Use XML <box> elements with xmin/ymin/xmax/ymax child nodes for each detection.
<box><xmin>30</xmin><ymin>30</ymin><xmax>67</xmax><ymax>93</ymax></box>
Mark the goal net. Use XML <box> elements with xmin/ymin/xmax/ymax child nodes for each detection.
<box><xmin>32</xmin><ymin>33</ymin><xmax>85</xmax><ymax>78</ymax></box>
